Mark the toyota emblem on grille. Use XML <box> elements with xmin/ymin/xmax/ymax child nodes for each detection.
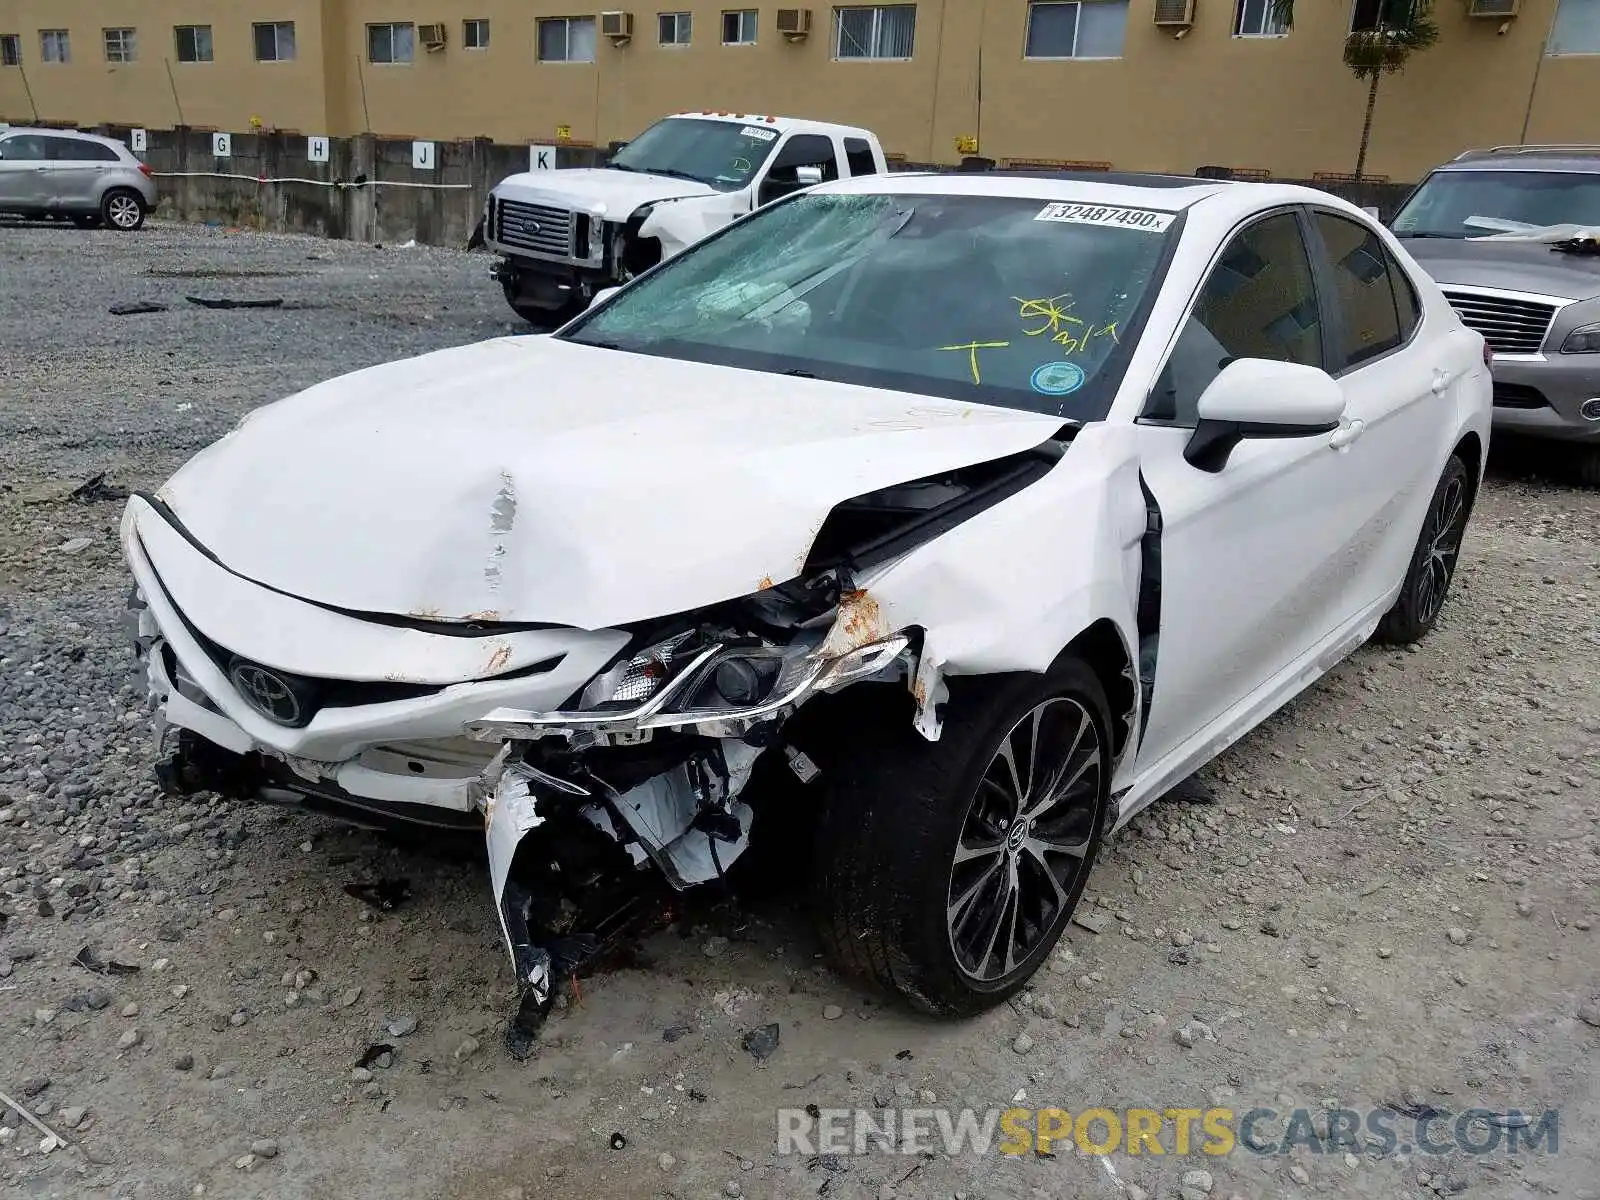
<box><xmin>229</xmin><ymin>661</ymin><xmax>302</xmax><ymax>726</ymax></box>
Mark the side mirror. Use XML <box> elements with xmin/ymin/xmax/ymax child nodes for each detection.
<box><xmin>794</xmin><ymin>164</ymin><xmax>824</xmax><ymax>187</ymax></box>
<box><xmin>1184</xmin><ymin>358</ymin><xmax>1346</xmax><ymax>473</ymax></box>
<box><xmin>588</xmin><ymin>286</ymin><xmax>621</xmax><ymax>310</ymax></box>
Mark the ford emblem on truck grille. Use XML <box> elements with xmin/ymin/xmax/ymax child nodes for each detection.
<box><xmin>521</xmin><ymin>218</ymin><xmax>542</xmax><ymax>234</ymax></box>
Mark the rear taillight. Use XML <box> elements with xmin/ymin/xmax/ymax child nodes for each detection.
<box><xmin>1482</xmin><ymin>337</ymin><xmax>1493</xmax><ymax>369</ymax></box>
<box><xmin>138</xmin><ymin>163</ymin><xmax>154</xmax><ymax>178</ymax></box>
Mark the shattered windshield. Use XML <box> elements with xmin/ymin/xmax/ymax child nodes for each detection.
<box><xmin>1393</xmin><ymin>170</ymin><xmax>1600</xmax><ymax>239</ymax></box>
<box><xmin>607</xmin><ymin>118</ymin><xmax>781</xmax><ymax>191</ymax></box>
<box><xmin>560</xmin><ymin>191</ymin><xmax>1175</xmax><ymax>419</ymax></box>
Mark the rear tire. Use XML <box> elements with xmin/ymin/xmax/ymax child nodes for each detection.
<box><xmin>1375</xmin><ymin>454</ymin><xmax>1472</xmax><ymax>645</ymax></box>
<box><xmin>101</xmin><ymin>189</ymin><xmax>146</xmax><ymax>231</ymax></box>
<box><xmin>812</xmin><ymin>659</ymin><xmax>1113</xmax><ymax>1016</ymax></box>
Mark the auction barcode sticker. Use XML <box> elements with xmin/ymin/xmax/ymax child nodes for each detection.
<box><xmin>741</xmin><ymin>126</ymin><xmax>779</xmax><ymax>141</ymax></box>
<box><xmin>1035</xmin><ymin>202</ymin><xmax>1174</xmax><ymax>232</ymax></box>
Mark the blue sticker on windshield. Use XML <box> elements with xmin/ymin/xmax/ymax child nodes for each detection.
<box><xmin>1030</xmin><ymin>361</ymin><xmax>1085</xmax><ymax>396</ymax></box>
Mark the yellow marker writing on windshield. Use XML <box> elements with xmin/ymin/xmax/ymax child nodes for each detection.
<box><xmin>1053</xmin><ymin>321</ymin><xmax>1121</xmax><ymax>354</ymax></box>
<box><xmin>1014</xmin><ymin>294</ymin><xmax>1084</xmax><ymax>338</ymax></box>
<box><xmin>938</xmin><ymin>340</ymin><xmax>1010</xmax><ymax>385</ymax></box>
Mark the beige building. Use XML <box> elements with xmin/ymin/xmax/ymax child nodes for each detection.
<box><xmin>1</xmin><ymin>0</ymin><xmax>1597</xmax><ymax>180</ymax></box>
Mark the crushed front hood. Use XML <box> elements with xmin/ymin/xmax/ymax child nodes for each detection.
<box><xmin>156</xmin><ymin>337</ymin><xmax>1066</xmax><ymax>630</ymax></box>
<box><xmin>1401</xmin><ymin>237</ymin><xmax>1600</xmax><ymax>302</ymax></box>
<box><xmin>491</xmin><ymin>167</ymin><xmax>715</xmax><ymax>219</ymax></box>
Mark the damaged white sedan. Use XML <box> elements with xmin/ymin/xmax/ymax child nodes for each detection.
<box><xmin>123</xmin><ymin>172</ymin><xmax>1492</xmax><ymax>1042</ymax></box>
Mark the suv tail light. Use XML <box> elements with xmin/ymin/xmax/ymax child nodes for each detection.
<box><xmin>1481</xmin><ymin>337</ymin><xmax>1493</xmax><ymax>369</ymax></box>
<box><xmin>138</xmin><ymin>163</ymin><xmax>154</xmax><ymax>178</ymax></box>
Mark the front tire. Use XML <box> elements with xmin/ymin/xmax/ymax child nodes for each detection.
<box><xmin>101</xmin><ymin>189</ymin><xmax>146</xmax><ymax>231</ymax></box>
<box><xmin>813</xmin><ymin>660</ymin><xmax>1113</xmax><ymax>1016</ymax></box>
<box><xmin>1375</xmin><ymin>454</ymin><xmax>1472</xmax><ymax>645</ymax></box>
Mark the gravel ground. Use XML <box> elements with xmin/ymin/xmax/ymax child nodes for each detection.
<box><xmin>1</xmin><ymin>221</ymin><xmax>1598</xmax><ymax>1200</ymax></box>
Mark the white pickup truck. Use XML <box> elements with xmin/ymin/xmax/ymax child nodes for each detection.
<box><xmin>482</xmin><ymin>112</ymin><xmax>889</xmax><ymax>321</ymax></box>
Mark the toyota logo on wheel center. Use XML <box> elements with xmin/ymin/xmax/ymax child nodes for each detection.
<box><xmin>229</xmin><ymin>661</ymin><xmax>301</xmax><ymax>726</ymax></box>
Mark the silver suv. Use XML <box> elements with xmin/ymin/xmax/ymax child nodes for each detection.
<box><xmin>1393</xmin><ymin>145</ymin><xmax>1600</xmax><ymax>484</ymax></box>
<box><xmin>0</xmin><ymin>127</ymin><xmax>158</xmax><ymax>231</ymax></box>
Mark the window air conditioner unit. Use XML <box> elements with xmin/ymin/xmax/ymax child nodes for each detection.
<box><xmin>1152</xmin><ymin>0</ymin><xmax>1197</xmax><ymax>27</ymax></box>
<box><xmin>601</xmin><ymin>11</ymin><xmax>634</xmax><ymax>42</ymax></box>
<box><xmin>1466</xmin><ymin>0</ymin><xmax>1519</xmax><ymax>17</ymax></box>
<box><xmin>777</xmin><ymin>8</ymin><xmax>813</xmax><ymax>39</ymax></box>
<box><xmin>419</xmin><ymin>23</ymin><xmax>448</xmax><ymax>50</ymax></box>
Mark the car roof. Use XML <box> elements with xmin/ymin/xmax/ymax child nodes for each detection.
<box><xmin>661</xmin><ymin>111</ymin><xmax>878</xmax><ymax>141</ymax></box>
<box><xmin>0</xmin><ymin>126</ymin><xmax>127</xmax><ymax>152</ymax></box>
<box><xmin>1437</xmin><ymin>145</ymin><xmax>1600</xmax><ymax>174</ymax></box>
<box><xmin>815</xmin><ymin>171</ymin><xmax>1368</xmax><ymax>222</ymax></box>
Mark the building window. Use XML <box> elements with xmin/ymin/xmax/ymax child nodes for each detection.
<box><xmin>659</xmin><ymin>11</ymin><xmax>693</xmax><ymax>44</ymax></box>
<box><xmin>1348</xmin><ymin>0</ymin><xmax>1418</xmax><ymax>31</ymax></box>
<box><xmin>103</xmin><ymin>27</ymin><xmax>137</xmax><ymax>63</ymax></box>
<box><xmin>40</xmin><ymin>29</ymin><xmax>70</xmax><ymax>62</ymax></box>
<box><xmin>368</xmin><ymin>22</ymin><xmax>416</xmax><ymax>63</ymax></box>
<box><xmin>1233</xmin><ymin>0</ymin><xmax>1287</xmax><ymax>36</ymax></box>
<box><xmin>1</xmin><ymin>34</ymin><xmax>20</xmax><ymax>65</ymax></box>
<box><xmin>722</xmin><ymin>9</ymin><xmax>759</xmax><ymax>43</ymax></box>
<box><xmin>254</xmin><ymin>21</ymin><xmax>297</xmax><ymax>61</ymax></box>
<box><xmin>537</xmin><ymin>16</ymin><xmax>597</xmax><ymax>61</ymax></box>
<box><xmin>1023</xmin><ymin>1</ymin><xmax>1128</xmax><ymax>59</ymax></box>
<box><xmin>1549</xmin><ymin>0</ymin><xmax>1600</xmax><ymax>54</ymax></box>
<box><xmin>174</xmin><ymin>25</ymin><xmax>213</xmax><ymax>62</ymax></box>
<box><xmin>462</xmin><ymin>18</ymin><xmax>490</xmax><ymax>48</ymax></box>
<box><xmin>834</xmin><ymin>5</ymin><xmax>916</xmax><ymax>59</ymax></box>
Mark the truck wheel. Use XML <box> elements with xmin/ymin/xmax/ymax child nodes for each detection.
<box><xmin>505</xmin><ymin>292</ymin><xmax>581</xmax><ymax>328</ymax></box>
<box><xmin>812</xmin><ymin>661</ymin><xmax>1113</xmax><ymax>1016</ymax></box>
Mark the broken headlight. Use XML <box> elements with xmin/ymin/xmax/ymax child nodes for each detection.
<box><xmin>578</xmin><ymin>630</ymin><xmax>699</xmax><ymax>709</ymax></box>
<box><xmin>467</xmin><ymin>630</ymin><xmax>911</xmax><ymax>741</ymax></box>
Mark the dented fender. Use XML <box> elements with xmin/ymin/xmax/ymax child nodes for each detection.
<box><xmin>859</xmin><ymin>424</ymin><xmax>1147</xmax><ymax>775</ymax></box>
<box><xmin>636</xmin><ymin>192</ymin><xmax>753</xmax><ymax>259</ymax></box>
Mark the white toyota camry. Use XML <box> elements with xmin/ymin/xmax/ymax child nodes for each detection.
<box><xmin>122</xmin><ymin>171</ymin><xmax>1492</xmax><ymax>1039</ymax></box>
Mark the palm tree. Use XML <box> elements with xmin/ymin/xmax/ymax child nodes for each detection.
<box><xmin>1271</xmin><ymin>0</ymin><xmax>1440</xmax><ymax>181</ymax></box>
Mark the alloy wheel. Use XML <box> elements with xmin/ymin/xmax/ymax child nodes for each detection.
<box><xmin>107</xmin><ymin>195</ymin><xmax>142</xmax><ymax>229</ymax></box>
<box><xmin>1416</xmin><ymin>474</ymin><xmax>1467</xmax><ymax>625</ymax></box>
<box><xmin>946</xmin><ymin>696</ymin><xmax>1104</xmax><ymax>983</ymax></box>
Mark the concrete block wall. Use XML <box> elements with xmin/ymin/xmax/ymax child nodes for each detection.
<box><xmin>84</xmin><ymin>124</ymin><xmax>607</xmax><ymax>248</ymax></box>
<box><xmin>75</xmin><ymin>125</ymin><xmax>1416</xmax><ymax>247</ymax></box>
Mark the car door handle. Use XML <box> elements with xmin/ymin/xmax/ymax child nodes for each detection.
<box><xmin>1329</xmin><ymin>419</ymin><xmax>1366</xmax><ymax>450</ymax></box>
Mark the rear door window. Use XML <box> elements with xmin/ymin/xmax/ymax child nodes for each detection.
<box><xmin>1312</xmin><ymin>210</ymin><xmax>1406</xmax><ymax>369</ymax></box>
<box><xmin>844</xmin><ymin>137</ymin><xmax>878</xmax><ymax>177</ymax></box>
<box><xmin>44</xmin><ymin>136</ymin><xmax>117</xmax><ymax>161</ymax></box>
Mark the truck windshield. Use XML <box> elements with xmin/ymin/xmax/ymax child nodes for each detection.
<box><xmin>560</xmin><ymin>190</ymin><xmax>1176</xmax><ymax>420</ymax></box>
<box><xmin>607</xmin><ymin>118</ymin><xmax>782</xmax><ymax>191</ymax></box>
<box><xmin>1393</xmin><ymin>169</ymin><xmax>1600</xmax><ymax>238</ymax></box>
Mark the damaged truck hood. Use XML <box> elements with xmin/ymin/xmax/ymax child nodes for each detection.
<box><xmin>154</xmin><ymin>337</ymin><xmax>1066</xmax><ymax>630</ymax></box>
<box><xmin>492</xmin><ymin>167</ymin><xmax>716</xmax><ymax>218</ymax></box>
